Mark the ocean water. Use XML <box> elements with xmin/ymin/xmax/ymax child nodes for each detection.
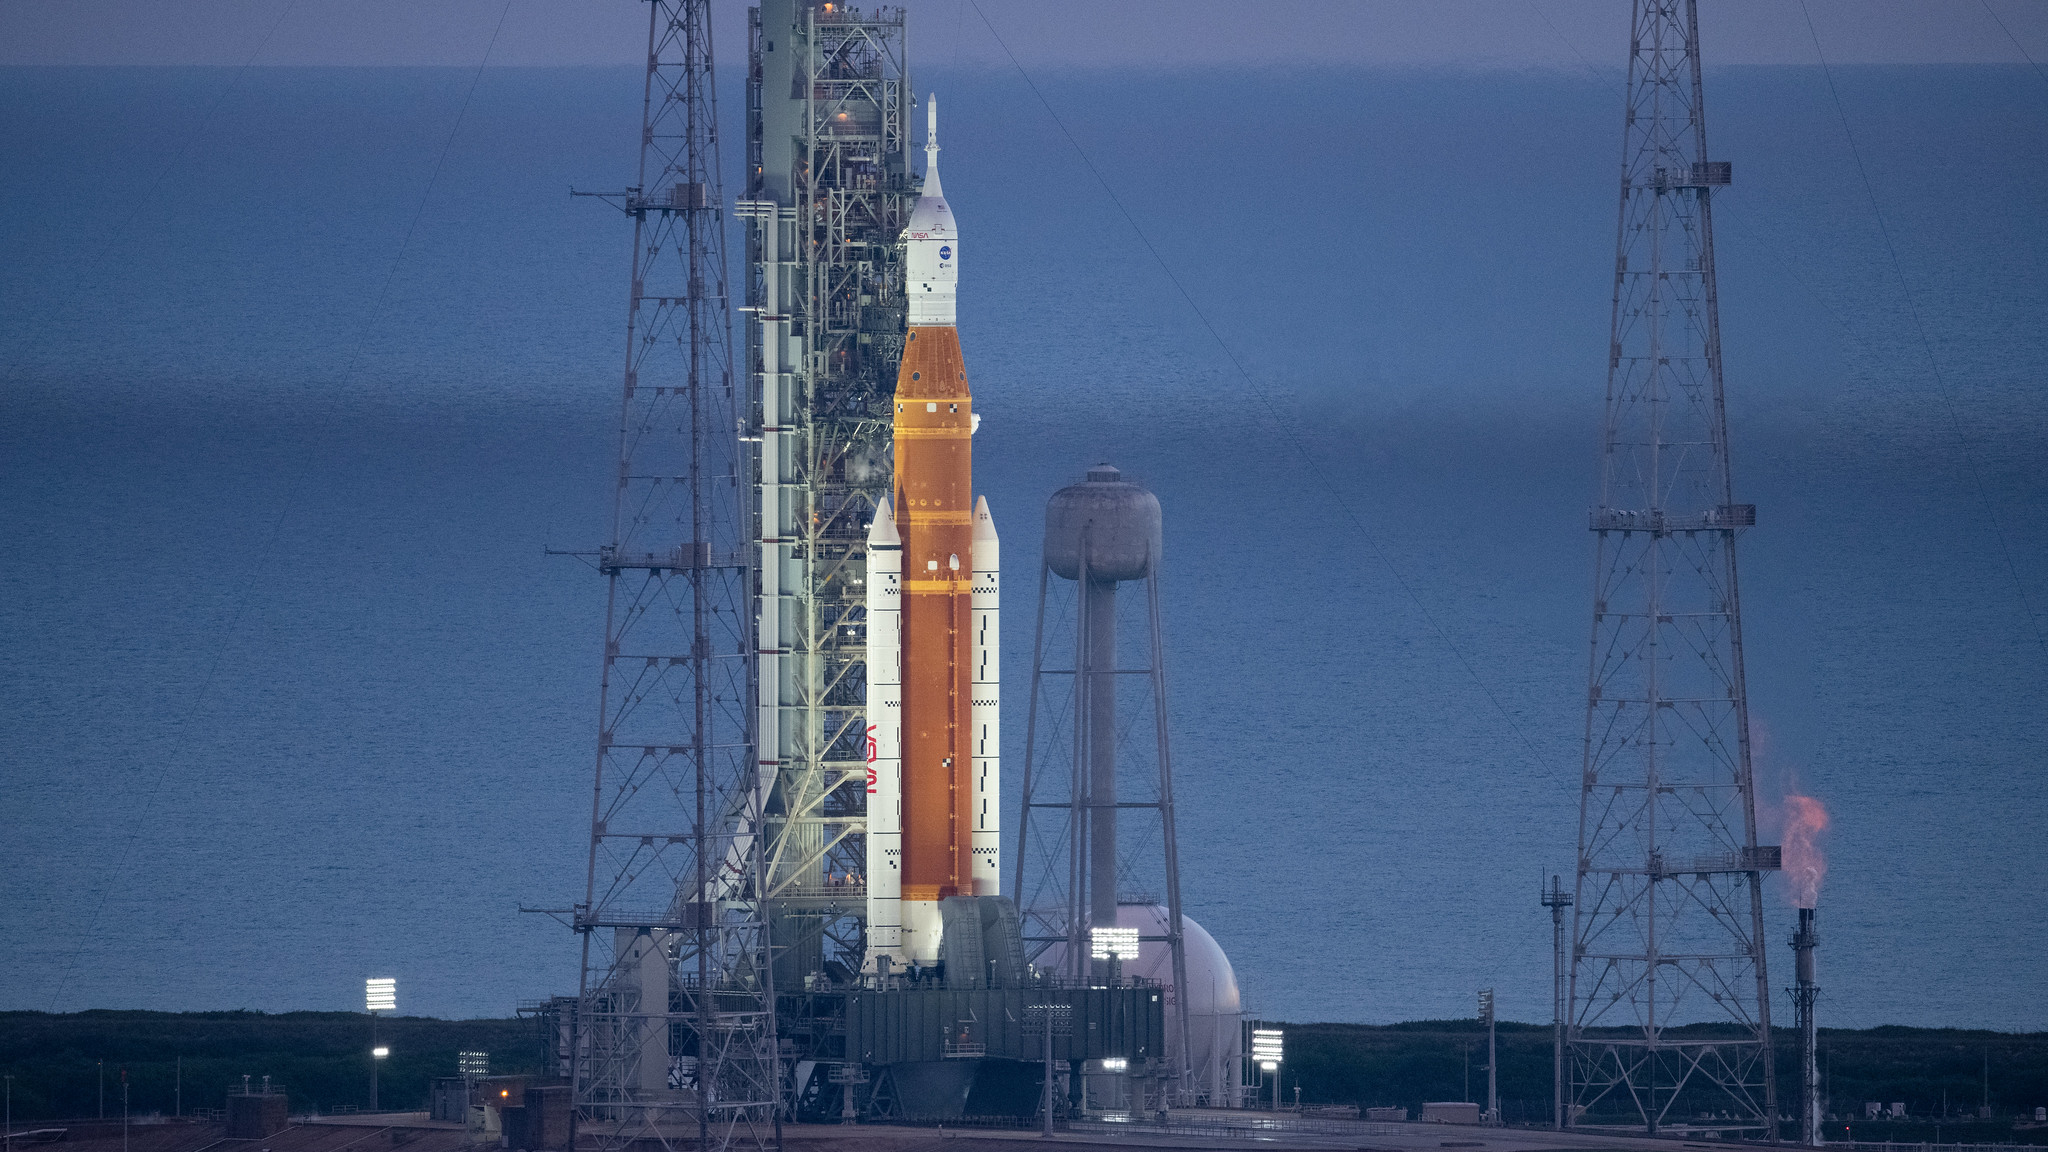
<box><xmin>2</xmin><ymin>63</ymin><xmax>2044</xmax><ymax>1030</ymax></box>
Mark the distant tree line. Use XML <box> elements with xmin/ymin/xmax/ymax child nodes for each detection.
<box><xmin>6</xmin><ymin>1010</ymin><xmax>2047</xmax><ymax>1140</ymax></box>
<box><xmin>0</xmin><ymin>1011</ymin><xmax>543</xmax><ymax>1121</ymax></box>
<box><xmin>1275</xmin><ymin>1019</ymin><xmax>2048</xmax><ymax>1139</ymax></box>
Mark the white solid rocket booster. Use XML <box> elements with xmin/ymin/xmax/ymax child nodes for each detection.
<box><xmin>971</xmin><ymin>495</ymin><xmax>1001</xmax><ymax>895</ymax></box>
<box><xmin>865</xmin><ymin>503</ymin><xmax>903</xmax><ymax>967</ymax></box>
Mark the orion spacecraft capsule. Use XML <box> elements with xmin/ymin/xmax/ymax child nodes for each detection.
<box><xmin>865</xmin><ymin>96</ymin><xmax>999</xmax><ymax>970</ymax></box>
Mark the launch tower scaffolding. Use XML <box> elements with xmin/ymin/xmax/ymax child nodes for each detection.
<box><xmin>741</xmin><ymin>1</ymin><xmax>912</xmax><ymax>997</ymax></box>
<box><xmin>567</xmin><ymin>4</ymin><xmax>781</xmax><ymax>1151</ymax></box>
<box><xmin>1567</xmin><ymin>0</ymin><xmax>1779</xmax><ymax>1135</ymax></box>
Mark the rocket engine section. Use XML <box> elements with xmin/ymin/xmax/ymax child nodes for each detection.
<box><xmin>866</xmin><ymin>95</ymin><xmax>999</xmax><ymax>972</ymax></box>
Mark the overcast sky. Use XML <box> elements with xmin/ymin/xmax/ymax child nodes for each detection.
<box><xmin>3</xmin><ymin>0</ymin><xmax>2045</xmax><ymax>70</ymax></box>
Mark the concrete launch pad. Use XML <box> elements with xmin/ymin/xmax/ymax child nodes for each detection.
<box><xmin>33</xmin><ymin>1115</ymin><xmax>1815</xmax><ymax>1152</ymax></box>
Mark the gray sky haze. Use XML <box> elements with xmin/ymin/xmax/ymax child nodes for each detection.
<box><xmin>3</xmin><ymin>0</ymin><xmax>2045</xmax><ymax>70</ymax></box>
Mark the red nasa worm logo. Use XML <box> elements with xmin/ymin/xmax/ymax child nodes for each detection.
<box><xmin>865</xmin><ymin>724</ymin><xmax>879</xmax><ymax>793</ymax></box>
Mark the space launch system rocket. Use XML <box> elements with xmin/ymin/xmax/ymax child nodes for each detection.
<box><xmin>865</xmin><ymin>96</ymin><xmax>999</xmax><ymax>971</ymax></box>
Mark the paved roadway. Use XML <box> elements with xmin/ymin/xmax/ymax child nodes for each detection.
<box><xmin>28</xmin><ymin>1110</ymin><xmax>1765</xmax><ymax>1152</ymax></box>
<box><xmin>781</xmin><ymin>1114</ymin><xmax>1767</xmax><ymax>1152</ymax></box>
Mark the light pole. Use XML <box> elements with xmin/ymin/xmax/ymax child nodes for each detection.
<box><xmin>1251</xmin><ymin>1030</ymin><xmax>1283</xmax><ymax>1112</ymax></box>
<box><xmin>1026</xmin><ymin>1002</ymin><xmax>1072</xmax><ymax>1138</ymax></box>
<box><xmin>1090</xmin><ymin>927</ymin><xmax>1138</xmax><ymax>988</ymax></box>
<box><xmin>1479</xmin><ymin>989</ymin><xmax>1497</xmax><ymax>1125</ymax></box>
<box><xmin>8</xmin><ymin>1072</ymin><xmax>15</xmax><ymax>1152</ymax></box>
<box><xmin>1541</xmin><ymin>876</ymin><xmax>1572</xmax><ymax>1130</ymax></box>
<box><xmin>121</xmin><ymin>1069</ymin><xmax>129</xmax><ymax>1152</ymax></box>
<box><xmin>366</xmin><ymin>978</ymin><xmax>397</xmax><ymax>1112</ymax></box>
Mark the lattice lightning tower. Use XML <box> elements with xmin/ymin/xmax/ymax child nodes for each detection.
<box><xmin>1567</xmin><ymin>0</ymin><xmax>1779</xmax><ymax>1135</ymax></box>
<box><xmin>567</xmin><ymin>4</ymin><xmax>781</xmax><ymax>1151</ymax></box>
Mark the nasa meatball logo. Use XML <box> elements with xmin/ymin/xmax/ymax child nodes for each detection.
<box><xmin>938</xmin><ymin>244</ymin><xmax>952</xmax><ymax>262</ymax></box>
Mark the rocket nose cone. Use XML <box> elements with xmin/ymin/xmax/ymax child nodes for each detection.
<box><xmin>868</xmin><ymin>501</ymin><xmax>900</xmax><ymax>546</ymax></box>
<box><xmin>973</xmin><ymin>495</ymin><xmax>995</xmax><ymax>537</ymax></box>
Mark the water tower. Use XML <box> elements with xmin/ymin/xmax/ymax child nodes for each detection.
<box><xmin>1015</xmin><ymin>465</ymin><xmax>1243</xmax><ymax>1107</ymax></box>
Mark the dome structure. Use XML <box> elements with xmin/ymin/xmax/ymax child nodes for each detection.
<box><xmin>1038</xmin><ymin>904</ymin><xmax>1243</xmax><ymax>1105</ymax></box>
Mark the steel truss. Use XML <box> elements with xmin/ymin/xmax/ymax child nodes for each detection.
<box><xmin>570</xmin><ymin>4</ymin><xmax>781</xmax><ymax>1151</ymax></box>
<box><xmin>743</xmin><ymin>1</ymin><xmax>913</xmax><ymax>999</ymax></box>
<box><xmin>1567</xmin><ymin>0</ymin><xmax>1778</xmax><ymax>1136</ymax></box>
<box><xmin>1015</xmin><ymin>559</ymin><xmax>1195</xmax><ymax>1106</ymax></box>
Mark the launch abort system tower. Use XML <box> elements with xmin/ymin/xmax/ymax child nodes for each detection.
<box><xmin>739</xmin><ymin>0</ymin><xmax>913</xmax><ymax>987</ymax></box>
<box><xmin>1566</xmin><ymin>0</ymin><xmax>1779</xmax><ymax>1134</ymax></box>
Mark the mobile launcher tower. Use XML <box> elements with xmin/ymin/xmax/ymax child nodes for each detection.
<box><xmin>737</xmin><ymin>0</ymin><xmax>913</xmax><ymax>991</ymax></box>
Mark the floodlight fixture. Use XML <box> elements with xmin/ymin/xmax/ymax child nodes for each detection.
<box><xmin>372</xmin><ymin>1047</ymin><xmax>389</xmax><ymax>1059</ymax></box>
<box><xmin>1102</xmin><ymin>1057</ymin><xmax>1128</xmax><ymax>1073</ymax></box>
<box><xmin>1252</xmin><ymin>1027</ymin><xmax>1284</xmax><ymax>1070</ymax></box>
<box><xmin>1090</xmin><ymin>926</ymin><xmax>1139</xmax><ymax>961</ymax></box>
<box><xmin>365</xmin><ymin>977</ymin><xmax>397</xmax><ymax>1013</ymax></box>
<box><xmin>457</xmin><ymin>1052</ymin><xmax>489</xmax><ymax>1077</ymax></box>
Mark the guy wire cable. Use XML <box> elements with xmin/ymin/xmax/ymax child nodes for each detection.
<box><xmin>963</xmin><ymin>0</ymin><xmax>1558</xmax><ymax>777</ymax></box>
<box><xmin>1975</xmin><ymin>0</ymin><xmax>2048</xmax><ymax>91</ymax></box>
<box><xmin>1797</xmin><ymin>0</ymin><xmax>2047</xmax><ymax>658</ymax></box>
<box><xmin>47</xmin><ymin>0</ymin><xmax>522</xmax><ymax>1007</ymax></box>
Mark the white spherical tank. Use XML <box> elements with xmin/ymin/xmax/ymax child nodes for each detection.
<box><xmin>1040</xmin><ymin>904</ymin><xmax>1243</xmax><ymax>1105</ymax></box>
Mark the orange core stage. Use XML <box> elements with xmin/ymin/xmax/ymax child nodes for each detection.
<box><xmin>894</xmin><ymin>325</ymin><xmax>979</xmax><ymax>904</ymax></box>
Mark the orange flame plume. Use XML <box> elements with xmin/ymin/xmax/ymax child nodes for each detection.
<box><xmin>1782</xmin><ymin>793</ymin><xmax>1829</xmax><ymax>909</ymax></box>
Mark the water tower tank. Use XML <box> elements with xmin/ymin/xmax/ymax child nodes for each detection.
<box><xmin>1044</xmin><ymin>465</ymin><xmax>1161</xmax><ymax>582</ymax></box>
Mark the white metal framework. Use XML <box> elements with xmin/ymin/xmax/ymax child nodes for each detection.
<box><xmin>568</xmin><ymin>4</ymin><xmax>780</xmax><ymax>1151</ymax></box>
<box><xmin>1567</xmin><ymin>0</ymin><xmax>1778</xmax><ymax>1135</ymax></box>
<box><xmin>742</xmin><ymin>0</ymin><xmax>913</xmax><ymax>991</ymax></box>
